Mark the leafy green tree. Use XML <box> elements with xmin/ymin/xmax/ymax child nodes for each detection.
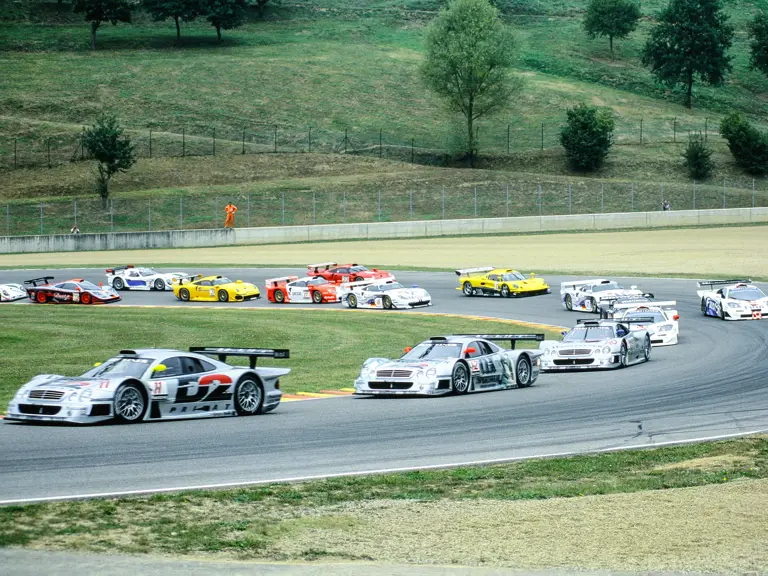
<box><xmin>583</xmin><ymin>0</ymin><xmax>641</xmax><ymax>57</ymax></box>
<box><xmin>80</xmin><ymin>114</ymin><xmax>136</xmax><ymax>205</ymax></box>
<box><xmin>748</xmin><ymin>11</ymin><xmax>768</xmax><ymax>77</ymax></box>
<box><xmin>421</xmin><ymin>0</ymin><xmax>518</xmax><ymax>167</ymax></box>
<box><xmin>719</xmin><ymin>112</ymin><xmax>768</xmax><ymax>175</ymax></box>
<box><xmin>641</xmin><ymin>0</ymin><xmax>733</xmax><ymax>109</ymax></box>
<box><xmin>254</xmin><ymin>0</ymin><xmax>269</xmax><ymax>18</ymax></box>
<box><xmin>559</xmin><ymin>103</ymin><xmax>615</xmax><ymax>171</ymax></box>
<box><xmin>143</xmin><ymin>0</ymin><xmax>200</xmax><ymax>40</ymax></box>
<box><xmin>201</xmin><ymin>0</ymin><xmax>247</xmax><ymax>42</ymax></box>
<box><xmin>72</xmin><ymin>0</ymin><xmax>133</xmax><ymax>50</ymax></box>
<box><xmin>683</xmin><ymin>132</ymin><xmax>713</xmax><ymax>179</ymax></box>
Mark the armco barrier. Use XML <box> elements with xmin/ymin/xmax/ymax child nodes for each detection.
<box><xmin>1</xmin><ymin>208</ymin><xmax>767</xmax><ymax>253</ymax></box>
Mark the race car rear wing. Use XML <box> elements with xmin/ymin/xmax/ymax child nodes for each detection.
<box><xmin>612</xmin><ymin>300</ymin><xmax>677</xmax><ymax>310</ymax></box>
<box><xmin>450</xmin><ymin>333</ymin><xmax>545</xmax><ymax>350</ymax></box>
<box><xmin>173</xmin><ymin>274</ymin><xmax>203</xmax><ymax>285</ymax></box>
<box><xmin>265</xmin><ymin>275</ymin><xmax>299</xmax><ymax>287</ymax></box>
<box><xmin>455</xmin><ymin>266</ymin><xmax>495</xmax><ymax>276</ymax></box>
<box><xmin>339</xmin><ymin>278</ymin><xmax>395</xmax><ymax>290</ymax></box>
<box><xmin>697</xmin><ymin>279</ymin><xmax>752</xmax><ymax>288</ymax></box>
<box><xmin>189</xmin><ymin>347</ymin><xmax>290</xmax><ymax>368</ymax></box>
<box><xmin>105</xmin><ymin>265</ymin><xmax>134</xmax><ymax>275</ymax></box>
<box><xmin>24</xmin><ymin>276</ymin><xmax>54</xmax><ymax>287</ymax></box>
<box><xmin>307</xmin><ymin>262</ymin><xmax>337</xmax><ymax>273</ymax></box>
<box><xmin>577</xmin><ymin>317</ymin><xmax>657</xmax><ymax>326</ymax></box>
<box><xmin>560</xmin><ymin>279</ymin><xmax>610</xmax><ymax>293</ymax></box>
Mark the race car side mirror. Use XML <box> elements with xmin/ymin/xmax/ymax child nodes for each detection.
<box><xmin>93</xmin><ymin>362</ymin><xmax>102</xmax><ymax>367</ymax></box>
<box><xmin>237</xmin><ymin>280</ymin><xmax>243</xmax><ymax>284</ymax></box>
<box><xmin>465</xmin><ymin>347</ymin><xmax>476</xmax><ymax>355</ymax></box>
<box><xmin>673</xmin><ymin>314</ymin><xmax>680</xmax><ymax>320</ymax></box>
<box><xmin>561</xmin><ymin>331</ymin><xmax>568</xmax><ymax>336</ymax></box>
<box><xmin>152</xmin><ymin>364</ymin><xmax>167</xmax><ymax>373</ymax></box>
<box><xmin>98</xmin><ymin>282</ymin><xmax>103</xmax><ymax>287</ymax></box>
<box><xmin>530</xmin><ymin>273</ymin><xmax>535</xmax><ymax>278</ymax></box>
<box><xmin>403</xmin><ymin>346</ymin><xmax>412</xmax><ymax>353</ymax></box>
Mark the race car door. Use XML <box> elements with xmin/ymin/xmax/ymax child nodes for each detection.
<box><xmin>193</xmin><ymin>279</ymin><xmax>215</xmax><ymax>301</ymax></box>
<box><xmin>287</xmin><ymin>280</ymin><xmax>311</xmax><ymax>303</ymax></box>
<box><xmin>465</xmin><ymin>341</ymin><xmax>503</xmax><ymax>390</ymax></box>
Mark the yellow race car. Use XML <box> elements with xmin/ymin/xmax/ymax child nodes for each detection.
<box><xmin>172</xmin><ymin>275</ymin><xmax>261</xmax><ymax>302</ymax></box>
<box><xmin>455</xmin><ymin>267</ymin><xmax>550</xmax><ymax>298</ymax></box>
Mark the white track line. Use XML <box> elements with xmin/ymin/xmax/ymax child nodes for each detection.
<box><xmin>3</xmin><ymin>428</ymin><xmax>766</xmax><ymax>505</ymax></box>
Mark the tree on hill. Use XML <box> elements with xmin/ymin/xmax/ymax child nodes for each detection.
<box><xmin>80</xmin><ymin>114</ymin><xmax>136</xmax><ymax>205</ymax></box>
<box><xmin>421</xmin><ymin>0</ymin><xmax>519</xmax><ymax>167</ymax></box>
<box><xmin>254</xmin><ymin>0</ymin><xmax>270</xmax><ymax>18</ymax></box>
<box><xmin>200</xmin><ymin>0</ymin><xmax>247</xmax><ymax>42</ymax></box>
<box><xmin>583</xmin><ymin>0</ymin><xmax>641</xmax><ymax>57</ymax></box>
<box><xmin>748</xmin><ymin>11</ymin><xmax>768</xmax><ymax>77</ymax></box>
<box><xmin>559</xmin><ymin>103</ymin><xmax>615</xmax><ymax>171</ymax></box>
<box><xmin>73</xmin><ymin>0</ymin><xmax>134</xmax><ymax>50</ymax></box>
<box><xmin>641</xmin><ymin>0</ymin><xmax>733</xmax><ymax>109</ymax></box>
<box><xmin>142</xmin><ymin>0</ymin><xmax>200</xmax><ymax>40</ymax></box>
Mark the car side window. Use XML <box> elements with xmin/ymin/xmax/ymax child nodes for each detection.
<box><xmin>153</xmin><ymin>357</ymin><xmax>183</xmax><ymax>378</ymax></box>
<box><xmin>336</xmin><ymin>268</ymin><xmax>348</xmax><ymax>274</ymax></box>
<box><xmin>293</xmin><ymin>281</ymin><xmax>306</xmax><ymax>288</ymax></box>
<box><xmin>465</xmin><ymin>342</ymin><xmax>484</xmax><ymax>358</ymax></box>
<box><xmin>488</xmin><ymin>274</ymin><xmax>499</xmax><ymax>282</ymax></box>
<box><xmin>181</xmin><ymin>357</ymin><xmax>211</xmax><ymax>374</ymax></box>
<box><xmin>478</xmin><ymin>341</ymin><xmax>494</xmax><ymax>355</ymax></box>
<box><xmin>615</xmin><ymin>324</ymin><xmax>628</xmax><ymax>337</ymax></box>
<box><xmin>198</xmin><ymin>280</ymin><xmax>211</xmax><ymax>287</ymax></box>
<box><xmin>59</xmin><ymin>283</ymin><xmax>76</xmax><ymax>290</ymax></box>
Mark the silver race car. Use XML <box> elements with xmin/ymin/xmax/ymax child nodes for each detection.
<box><xmin>698</xmin><ymin>279</ymin><xmax>768</xmax><ymax>320</ymax></box>
<box><xmin>106</xmin><ymin>265</ymin><xmax>187</xmax><ymax>291</ymax></box>
<box><xmin>560</xmin><ymin>279</ymin><xmax>654</xmax><ymax>313</ymax></box>
<box><xmin>354</xmin><ymin>334</ymin><xmax>544</xmax><ymax>396</ymax></box>
<box><xmin>0</xmin><ymin>283</ymin><xmax>27</xmax><ymax>302</ymax></box>
<box><xmin>539</xmin><ymin>319</ymin><xmax>652</xmax><ymax>371</ymax></box>
<box><xmin>6</xmin><ymin>347</ymin><xmax>289</xmax><ymax>424</ymax></box>
<box><xmin>339</xmin><ymin>278</ymin><xmax>432</xmax><ymax>310</ymax></box>
<box><xmin>601</xmin><ymin>297</ymin><xmax>680</xmax><ymax>346</ymax></box>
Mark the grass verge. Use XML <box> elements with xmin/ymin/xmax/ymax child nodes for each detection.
<box><xmin>0</xmin><ymin>306</ymin><xmax>559</xmax><ymax>408</ymax></box>
<box><xmin>1</xmin><ymin>435</ymin><xmax>766</xmax><ymax>572</ymax></box>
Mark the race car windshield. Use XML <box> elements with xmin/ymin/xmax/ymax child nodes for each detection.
<box><xmin>78</xmin><ymin>281</ymin><xmax>102</xmax><ymax>290</ymax></box>
<box><xmin>375</xmin><ymin>283</ymin><xmax>403</xmax><ymax>291</ymax></box>
<box><xmin>563</xmin><ymin>326</ymin><xmax>614</xmax><ymax>342</ymax></box>
<box><xmin>501</xmin><ymin>272</ymin><xmax>526</xmax><ymax>281</ymax></box>
<box><xmin>349</xmin><ymin>266</ymin><xmax>369</xmax><ymax>272</ymax></box>
<box><xmin>139</xmin><ymin>268</ymin><xmax>158</xmax><ymax>276</ymax></box>
<box><xmin>308</xmin><ymin>277</ymin><xmax>328</xmax><ymax>285</ymax></box>
<box><xmin>211</xmin><ymin>278</ymin><xmax>233</xmax><ymax>286</ymax></box>
<box><xmin>624</xmin><ymin>311</ymin><xmax>666</xmax><ymax>323</ymax></box>
<box><xmin>591</xmin><ymin>282</ymin><xmax>622</xmax><ymax>292</ymax></box>
<box><xmin>402</xmin><ymin>342</ymin><xmax>462</xmax><ymax>360</ymax></box>
<box><xmin>730</xmin><ymin>288</ymin><xmax>766</xmax><ymax>300</ymax></box>
<box><xmin>82</xmin><ymin>357</ymin><xmax>153</xmax><ymax>378</ymax></box>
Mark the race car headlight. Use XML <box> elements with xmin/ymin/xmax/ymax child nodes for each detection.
<box><xmin>727</xmin><ymin>302</ymin><xmax>741</xmax><ymax>309</ymax></box>
<box><xmin>602</xmin><ymin>346</ymin><xmax>611</xmax><ymax>354</ymax></box>
<box><xmin>660</xmin><ymin>324</ymin><xmax>674</xmax><ymax>331</ymax></box>
<box><xmin>426</xmin><ymin>368</ymin><xmax>437</xmax><ymax>378</ymax></box>
<box><xmin>512</xmin><ymin>284</ymin><xmax>519</xmax><ymax>289</ymax></box>
<box><xmin>78</xmin><ymin>389</ymin><xmax>93</xmax><ymax>402</ymax></box>
<box><xmin>542</xmin><ymin>348</ymin><xmax>550</xmax><ymax>356</ymax></box>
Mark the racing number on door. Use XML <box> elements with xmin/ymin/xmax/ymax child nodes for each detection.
<box><xmin>471</xmin><ymin>358</ymin><xmax>496</xmax><ymax>374</ymax></box>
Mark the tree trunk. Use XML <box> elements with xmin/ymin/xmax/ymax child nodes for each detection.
<box><xmin>258</xmin><ymin>1</ymin><xmax>265</xmax><ymax>17</ymax></box>
<box><xmin>686</xmin><ymin>68</ymin><xmax>693</xmax><ymax>109</ymax></box>
<box><xmin>90</xmin><ymin>21</ymin><xmax>99</xmax><ymax>50</ymax></box>
<box><xmin>466</xmin><ymin>108</ymin><xmax>474</xmax><ymax>169</ymax></box>
<box><xmin>216</xmin><ymin>23</ymin><xmax>222</xmax><ymax>42</ymax></box>
<box><xmin>175</xmin><ymin>17</ymin><xmax>181</xmax><ymax>41</ymax></box>
<box><xmin>609</xmin><ymin>35</ymin><xmax>613</xmax><ymax>58</ymax></box>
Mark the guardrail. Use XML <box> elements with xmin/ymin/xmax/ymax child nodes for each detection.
<box><xmin>1</xmin><ymin>208</ymin><xmax>766</xmax><ymax>254</ymax></box>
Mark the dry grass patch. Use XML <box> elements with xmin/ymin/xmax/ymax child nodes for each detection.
<box><xmin>653</xmin><ymin>454</ymin><xmax>757</xmax><ymax>473</ymax></box>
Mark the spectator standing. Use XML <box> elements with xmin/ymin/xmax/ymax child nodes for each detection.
<box><xmin>71</xmin><ymin>224</ymin><xmax>80</xmax><ymax>234</ymax></box>
<box><xmin>224</xmin><ymin>201</ymin><xmax>238</xmax><ymax>228</ymax></box>
<box><xmin>663</xmin><ymin>200</ymin><xmax>671</xmax><ymax>211</ymax></box>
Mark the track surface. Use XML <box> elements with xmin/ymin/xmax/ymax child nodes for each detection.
<box><xmin>1</xmin><ymin>267</ymin><xmax>767</xmax><ymax>503</ymax></box>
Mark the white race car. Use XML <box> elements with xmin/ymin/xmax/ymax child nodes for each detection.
<box><xmin>0</xmin><ymin>283</ymin><xmax>27</xmax><ymax>302</ymax></box>
<box><xmin>602</xmin><ymin>298</ymin><xmax>680</xmax><ymax>346</ymax></box>
<box><xmin>539</xmin><ymin>318</ymin><xmax>652</xmax><ymax>371</ymax></box>
<box><xmin>106</xmin><ymin>265</ymin><xmax>187</xmax><ymax>291</ymax></box>
<box><xmin>339</xmin><ymin>279</ymin><xmax>432</xmax><ymax>310</ymax></box>
<box><xmin>698</xmin><ymin>279</ymin><xmax>768</xmax><ymax>320</ymax></box>
<box><xmin>560</xmin><ymin>279</ymin><xmax>653</xmax><ymax>314</ymax></box>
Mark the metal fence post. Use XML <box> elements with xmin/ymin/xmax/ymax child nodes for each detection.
<box><xmin>661</xmin><ymin>183</ymin><xmax>664</xmax><ymax>208</ymax></box>
<box><xmin>506</xmin><ymin>184</ymin><xmax>509</xmax><ymax>218</ymax></box>
<box><xmin>506</xmin><ymin>125</ymin><xmax>510</xmax><ymax>154</ymax></box>
<box><xmin>312</xmin><ymin>190</ymin><xmax>316</xmax><ymax>224</ymax></box>
<box><xmin>343</xmin><ymin>190</ymin><xmax>347</xmax><ymax>223</ymax></box>
<box><xmin>601</xmin><ymin>183</ymin><xmax>604</xmax><ymax>212</ymax></box>
<box><xmin>274</xmin><ymin>125</ymin><xmax>277</xmax><ymax>153</ymax></box>
<box><xmin>409</xmin><ymin>190</ymin><xmax>413</xmax><ymax>220</ymax></box>
<box><xmin>242</xmin><ymin>128</ymin><xmax>246</xmax><ymax>155</ymax></box>
<box><xmin>378</xmin><ymin>190</ymin><xmax>381</xmax><ymax>222</ymax></box>
<box><xmin>180</xmin><ymin>196</ymin><xmax>183</xmax><ymax>230</ymax></box>
<box><xmin>47</xmin><ymin>139</ymin><xmax>51</xmax><ymax>168</ymax></box>
<box><xmin>723</xmin><ymin>176</ymin><xmax>726</xmax><ymax>209</ymax></box>
<box><xmin>753</xmin><ymin>179</ymin><xmax>755</xmax><ymax>208</ymax></box>
<box><xmin>673</xmin><ymin>118</ymin><xmax>677</xmax><ymax>143</ymax></box>
<box><xmin>247</xmin><ymin>193</ymin><xmax>251</xmax><ymax>227</ymax></box>
<box><xmin>474</xmin><ymin>187</ymin><xmax>477</xmax><ymax>217</ymax></box>
<box><xmin>631</xmin><ymin>182</ymin><xmax>634</xmax><ymax>211</ymax></box>
<box><xmin>379</xmin><ymin>129</ymin><xmax>382</xmax><ymax>158</ymax></box>
<box><xmin>568</xmin><ymin>183</ymin><xmax>572</xmax><ymax>214</ymax></box>
<box><xmin>541</xmin><ymin>123</ymin><xmax>544</xmax><ymax>150</ymax></box>
<box><xmin>704</xmin><ymin>118</ymin><xmax>708</xmax><ymax>141</ymax></box>
<box><xmin>538</xmin><ymin>185</ymin><xmax>542</xmax><ymax>216</ymax></box>
<box><xmin>148</xmin><ymin>199</ymin><xmax>152</xmax><ymax>231</ymax></box>
<box><xmin>640</xmin><ymin>119</ymin><xmax>643</xmax><ymax>145</ymax></box>
<box><xmin>212</xmin><ymin>128</ymin><xmax>216</xmax><ymax>157</ymax></box>
<box><xmin>411</xmin><ymin>139</ymin><xmax>414</xmax><ymax>164</ymax></box>
<box><xmin>13</xmin><ymin>139</ymin><xmax>17</xmax><ymax>169</ymax></box>
<box><xmin>182</xmin><ymin>128</ymin><xmax>185</xmax><ymax>157</ymax></box>
<box><xmin>39</xmin><ymin>202</ymin><xmax>43</xmax><ymax>235</ymax></box>
<box><xmin>442</xmin><ymin>187</ymin><xmax>445</xmax><ymax>219</ymax></box>
<box><xmin>281</xmin><ymin>191</ymin><xmax>285</xmax><ymax>225</ymax></box>
<box><xmin>111</xmin><ymin>199</ymin><xmax>114</xmax><ymax>232</ymax></box>
<box><xmin>5</xmin><ymin>204</ymin><xmax>9</xmax><ymax>236</ymax></box>
<box><xmin>308</xmin><ymin>127</ymin><xmax>312</xmax><ymax>154</ymax></box>
<box><xmin>693</xmin><ymin>180</ymin><xmax>696</xmax><ymax>209</ymax></box>
<box><xmin>74</xmin><ymin>199</ymin><xmax>78</xmax><ymax>229</ymax></box>
<box><xmin>216</xmin><ymin>197</ymin><xmax>219</xmax><ymax>228</ymax></box>
<box><xmin>149</xmin><ymin>130</ymin><xmax>153</xmax><ymax>158</ymax></box>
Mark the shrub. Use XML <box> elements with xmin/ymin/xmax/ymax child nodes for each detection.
<box><xmin>559</xmin><ymin>103</ymin><xmax>615</xmax><ymax>171</ymax></box>
<box><xmin>683</xmin><ymin>133</ymin><xmax>714</xmax><ymax>179</ymax></box>
<box><xmin>719</xmin><ymin>112</ymin><xmax>768</xmax><ymax>175</ymax></box>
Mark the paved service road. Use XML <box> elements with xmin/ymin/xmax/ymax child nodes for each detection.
<box><xmin>1</xmin><ymin>267</ymin><xmax>767</xmax><ymax>503</ymax></box>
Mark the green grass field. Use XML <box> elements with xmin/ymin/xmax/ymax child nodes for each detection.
<box><xmin>0</xmin><ymin>306</ymin><xmax>559</xmax><ymax>407</ymax></box>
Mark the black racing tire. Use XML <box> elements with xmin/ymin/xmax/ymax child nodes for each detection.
<box><xmin>274</xmin><ymin>289</ymin><xmax>285</xmax><ymax>303</ymax></box>
<box><xmin>500</xmin><ymin>284</ymin><xmax>510</xmax><ymax>298</ymax></box>
<box><xmin>312</xmin><ymin>290</ymin><xmax>323</xmax><ymax>304</ymax></box>
<box><xmin>701</xmin><ymin>298</ymin><xmax>707</xmax><ymax>316</ymax></box>
<box><xmin>179</xmin><ymin>288</ymin><xmax>190</xmax><ymax>302</ymax></box>
<box><xmin>234</xmin><ymin>377</ymin><xmax>264</xmax><ymax>416</ymax></box>
<box><xmin>585</xmin><ymin>297</ymin><xmax>597</xmax><ymax>313</ymax></box>
<box><xmin>515</xmin><ymin>355</ymin><xmax>532</xmax><ymax>388</ymax></box>
<box><xmin>354</xmin><ymin>276</ymin><xmax>365</xmax><ymax>282</ymax></box>
<box><xmin>347</xmin><ymin>293</ymin><xmax>358</xmax><ymax>308</ymax></box>
<box><xmin>153</xmin><ymin>278</ymin><xmax>166</xmax><ymax>291</ymax></box>
<box><xmin>643</xmin><ymin>335</ymin><xmax>652</xmax><ymax>362</ymax></box>
<box><xmin>619</xmin><ymin>341</ymin><xmax>628</xmax><ymax>368</ymax></box>
<box><xmin>112</xmin><ymin>277</ymin><xmax>125</xmax><ymax>291</ymax></box>
<box><xmin>80</xmin><ymin>292</ymin><xmax>92</xmax><ymax>305</ymax></box>
<box><xmin>113</xmin><ymin>382</ymin><xmax>147</xmax><ymax>424</ymax></box>
<box><xmin>565</xmin><ymin>294</ymin><xmax>573</xmax><ymax>311</ymax></box>
<box><xmin>720</xmin><ymin>302</ymin><xmax>726</xmax><ymax>320</ymax></box>
<box><xmin>452</xmin><ymin>362</ymin><xmax>471</xmax><ymax>394</ymax></box>
<box><xmin>218</xmin><ymin>290</ymin><xmax>229</xmax><ymax>302</ymax></box>
<box><xmin>383</xmin><ymin>295</ymin><xmax>393</xmax><ymax>310</ymax></box>
<box><xmin>462</xmin><ymin>282</ymin><xmax>474</xmax><ymax>297</ymax></box>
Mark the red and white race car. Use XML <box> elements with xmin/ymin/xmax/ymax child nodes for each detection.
<box><xmin>265</xmin><ymin>275</ymin><xmax>341</xmax><ymax>304</ymax></box>
<box><xmin>306</xmin><ymin>262</ymin><xmax>393</xmax><ymax>284</ymax></box>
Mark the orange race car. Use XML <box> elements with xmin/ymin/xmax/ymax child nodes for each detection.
<box><xmin>266</xmin><ymin>275</ymin><xmax>341</xmax><ymax>304</ymax></box>
<box><xmin>306</xmin><ymin>262</ymin><xmax>393</xmax><ymax>284</ymax></box>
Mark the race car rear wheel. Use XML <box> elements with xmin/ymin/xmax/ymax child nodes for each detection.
<box><xmin>462</xmin><ymin>282</ymin><xmax>474</xmax><ymax>297</ymax></box>
<box><xmin>153</xmin><ymin>278</ymin><xmax>166</xmax><ymax>291</ymax></box>
<box><xmin>218</xmin><ymin>290</ymin><xmax>229</xmax><ymax>302</ymax></box>
<box><xmin>274</xmin><ymin>289</ymin><xmax>285</xmax><ymax>303</ymax></box>
<box><xmin>347</xmin><ymin>293</ymin><xmax>358</xmax><ymax>308</ymax></box>
<box><xmin>500</xmin><ymin>284</ymin><xmax>510</xmax><ymax>298</ymax></box>
<box><xmin>584</xmin><ymin>297</ymin><xmax>596</xmax><ymax>313</ymax></box>
<box><xmin>515</xmin><ymin>355</ymin><xmax>532</xmax><ymax>387</ymax></box>
<box><xmin>35</xmin><ymin>291</ymin><xmax>48</xmax><ymax>304</ymax></box>
<box><xmin>234</xmin><ymin>377</ymin><xmax>264</xmax><ymax>416</ymax></box>
<box><xmin>112</xmin><ymin>277</ymin><xmax>125</xmax><ymax>291</ymax></box>
<box><xmin>179</xmin><ymin>288</ymin><xmax>190</xmax><ymax>301</ymax></box>
<box><xmin>113</xmin><ymin>383</ymin><xmax>147</xmax><ymax>424</ymax></box>
<box><xmin>81</xmin><ymin>293</ymin><xmax>92</xmax><ymax>305</ymax></box>
<box><xmin>619</xmin><ymin>342</ymin><xmax>628</xmax><ymax>368</ymax></box>
<box><xmin>565</xmin><ymin>294</ymin><xmax>573</xmax><ymax>311</ymax></box>
<box><xmin>700</xmin><ymin>298</ymin><xmax>707</xmax><ymax>316</ymax></box>
<box><xmin>383</xmin><ymin>295</ymin><xmax>393</xmax><ymax>310</ymax></box>
<box><xmin>312</xmin><ymin>290</ymin><xmax>323</xmax><ymax>304</ymax></box>
<box><xmin>354</xmin><ymin>276</ymin><xmax>364</xmax><ymax>282</ymax></box>
<box><xmin>643</xmin><ymin>336</ymin><xmax>651</xmax><ymax>362</ymax></box>
<box><xmin>452</xmin><ymin>363</ymin><xmax>470</xmax><ymax>394</ymax></box>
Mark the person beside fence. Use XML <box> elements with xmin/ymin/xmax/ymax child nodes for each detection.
<box><xmin>224</xmin><ymin>201</ymin><xmax>238</xmax><ymax>228</ymax></box>
<box><xmin>71</xmin><ymin>224</ymin><xmax>80</xmax><ymax>234</ymax></box>
<box><xmin>662</xmin><ymin>200</ymin><xmax>671</xmax><ymax>211</ymax></box>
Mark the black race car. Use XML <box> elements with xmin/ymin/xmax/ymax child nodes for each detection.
<box><xmin>25</xmin><ymin>276</ymin><xmax>121</xmax><ymax>305</ymax></box>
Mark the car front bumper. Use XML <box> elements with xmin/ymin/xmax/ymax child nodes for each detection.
<box><xmin>6</xmin><ymin>399</ymin><xmax>113</xmax><ymax>424</ymax></box>
<box><xmin>541</xmin><ymin>353</ymin><xmax>621</xmax><ymax>371</ymax></box>
<box><xmin>354</xmin><ymin>376</ymin><xmax>450</xmax><ymax>396</ymax></box>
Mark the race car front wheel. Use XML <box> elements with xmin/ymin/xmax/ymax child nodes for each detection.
<box><xmin>354</xmin><ymin>276</ymin><xmax>364</xmax><ymax>282</ymax></box>
<box><xmin>383</xmin><ymin>296</ymin><xmax>393</xmax><ymax>310</ymax></box>
<box><xmin>452</xmin><ymin>363</ymin><xmax>470</xmax><ymax>394</ymax></box>
<box><xmin>462</xmin><ymin>282</ymin><xmax>474</xmax><ymax>297</ymax></box>
<box><xmin>565</xmin><ymin>294</ymin><xmax>573</xmax><ymax>311</ymax></box>
<box><xmin>113</xmin><ymin>383</ymin><xmax>147</xmax><ymax>424</ymax></box>
<box><xmin>501</xmin><ymin>284</ymin><xmax>510</xmax><ymax>298</ymax></box>
<box><xmin>585</xmin><ymin>297</ymin><xmax>596</xmax><ymax>313</ymax></box>
<box><xmin>234</xmin><ymin>377</ymin><xmax>264</xmax><ymax>415</ymax></box>
<box><xmin>347</xmin><ymin>294</ymin><xmax>358</xmax><ymax>308</ymax></box>
<box><xmin>619</xmin><ymin>342</ymin><xmax>628</xmax><ymax>368</ymax></box>
<box><xmin>112</xmin><ymin>277</ymin><xmax>125</xmax><ymax>291</ymax></box>
<box><xmin>274</xmin><ymin>289</ymin><xmax>285</xmax><ymax>303</ymax></box>
<box><xmin>515</xmin><ymin>355</ymin><xmax>532</xmax><ymax>387</ymax></box>
<box><xmin>312</xmin><ymin>290</ymin><xmax>323</xmax><ymax>304</ymax></box>
<box><xmin>81</xmin><ymin>293</ymin><xmax>92</xmax><ymax>305</ymax></box>
<box><xmin>643</xmin><ymin>336</ymin><xmax>651</xmax><ymax>362</ymax></box>
<box><xmin>153</xmin><ymin>278</ymin><xmax>166</xmax><ymax>291</ymax></box>
<box><xmin>218</xmin><ymin>290</ymin><xmax>229</xmax><ymax>302</ymax></box>
<box><xmin>179</xmin><ymin>288</ymin><xmax>190</xmax><ymax>301</ymax></box>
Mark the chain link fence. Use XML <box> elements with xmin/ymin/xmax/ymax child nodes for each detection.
<box><xmin>3</xmin><ymin>177</ymin><xmax>765</xmax><ymax>237</ymax></box>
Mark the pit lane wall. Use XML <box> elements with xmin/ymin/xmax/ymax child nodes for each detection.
<box><xmin>1</xmin><ymin>208</ymin><xmax>767</xmax><ymax>253</ymax></box>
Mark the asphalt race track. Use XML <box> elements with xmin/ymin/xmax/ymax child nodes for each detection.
<box><xmin>1</xmin><ymin>267</ymin><xmax>767</xmax><ymax>503</ymax></box>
